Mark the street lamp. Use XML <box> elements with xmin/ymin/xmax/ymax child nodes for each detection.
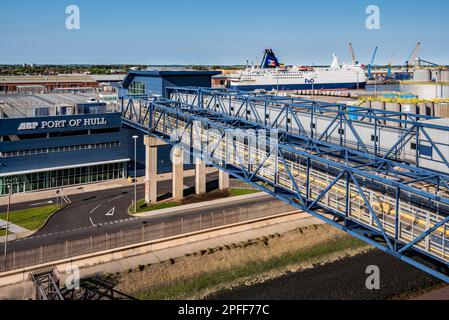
<box><xmin>3</xmin><ymin>183</ymin><xmax>11</xmax><ymax>263</ymax></box>
<box><xmin>132</xmin><ymin>135</ymin><xmax>139</xmax><ymax>213</ymax></box>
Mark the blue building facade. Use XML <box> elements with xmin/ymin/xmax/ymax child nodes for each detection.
<box><xmin>0</xmin><ymin>113</ymin><xmax>131</xmax><ymax>195</ymax></box>
<box><xmin>119</xmin><ymin>70</ymin><xmax>220</xmax><ymax>98</ymax></box>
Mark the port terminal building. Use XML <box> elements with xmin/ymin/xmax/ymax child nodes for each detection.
<box><xmin>0</xmin><ymin>70</ymin><xmax>219</xmax><ymax>195</ymax></box>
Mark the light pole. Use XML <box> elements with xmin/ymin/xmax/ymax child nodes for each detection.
<box><xmin>3</xmin><ymin>183</ymin><xmax>11</xmax><ymax>263</ymax></box>
<box><xmin>132</xmin><ymin>135</ymin><xmax>139</xmax><ymax>213</ymax></box>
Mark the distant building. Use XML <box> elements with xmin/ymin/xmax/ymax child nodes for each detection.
<box><xmin>0</xmin><ymin>75</ymin><xmax>98</xmax><ymax>94</ymax></box>
<box><xmin>119</xmin><ymin>70</ymin><xmax>221</xmax><ymax>98</ymax></box>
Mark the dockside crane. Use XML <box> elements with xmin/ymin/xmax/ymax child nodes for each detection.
<box><xmin>367</xmin><ymin>46</ymin><xmax>378</xmax><ymax>80</ymax></box>
<box><xmin>348</xmin><ymin>43</ymin><xmax>359</xmax><ymax>65</ymax></box>
<box><xmin>405</xmin><ymin>42</ymin><xmax>421</xmax><ymax>77</ymax></box>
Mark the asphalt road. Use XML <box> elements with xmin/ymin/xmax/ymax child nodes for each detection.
<box><xmin>0</xmin><ymin>188</ymin><xmax>274</xmax><ymax>255</ymax></box>
<box><xmin>1</xmin><ymin>173</ymin><xmax>219</xmax><ymax>235</ymax></box>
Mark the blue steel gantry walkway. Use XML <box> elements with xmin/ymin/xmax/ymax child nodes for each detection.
<box><xmin>121</xmin><ymin>87</ymin><xmax>449</xmax><ymax>282</ymax></box>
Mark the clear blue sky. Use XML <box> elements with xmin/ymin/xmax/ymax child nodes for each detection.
<box><xmin>1</xmin><ymin>0</ymin><xmax>448</xmax><ymax>65</ymax></box>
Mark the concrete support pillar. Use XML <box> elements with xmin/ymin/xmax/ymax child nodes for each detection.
<box><xmin>195</xmin><ymin>158</ymin><xmax>206</xmax><ymax>195</ymax></box>
<box><xmin>144</xmin><ymin>136</ymin><xmax>158</xmax><ymax>204</ymax></box>
<box><xmin>172</xmin><ymin>146</ymin><xmax>184</xmax><ymax>201</ymax></box>
<box><xmin>219</xmin><ymin>170</ymin><xmax>230</xmax><ymax>191</ymax></box>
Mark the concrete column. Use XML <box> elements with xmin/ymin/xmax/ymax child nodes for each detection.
<box><xmin>172</xmin><ymin>146</ymin><xmax>184</xmax><ymax>201</ymax></box>
<box><xmin>195</xmin><ymin>158</ymin><xmax>206</xmax><ymax>195</ymax></box>
<box><xmin>144</xmin><ymin>136</ymin><xmax>158</xmax><ymax>204</ymax></box>
<box><xmin>219</xmin><ymin>170</ymin><xmax>230</xmax><ymax>191</ymax></box>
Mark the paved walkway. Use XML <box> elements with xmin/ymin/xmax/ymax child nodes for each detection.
<box><xmin>0</xmin><ymin>219</ymin><xmax>28</xmax><ymax>234</ymax></box>
<box><xmin>0</xmin><ymin>168</ymin><xmax>218</xmax><ymax>207</ymax></box>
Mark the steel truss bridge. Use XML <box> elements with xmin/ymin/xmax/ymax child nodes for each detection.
<box><xmin>121</xmin><ymin>87</ymin><xmax>449</xmax><ymax>282</ymax></box>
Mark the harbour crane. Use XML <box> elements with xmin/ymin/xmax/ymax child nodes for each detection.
<box><xmin>405</xmin><ymin>42</ymin><xmax>421</xmax><ymax>77</ymax></box>
<box><xmin>348</xmin><ymin>43</ymin><xmax>359</xmax><ymax>65</ymax></box>
<box><xmin>386</xmin><ymin>54</ymin><xmax>395</xmax><ymax>80</ymax></box>
<box><xmin>367</xmin><ymin>46</ymin><xmax>378</xmax><ymax>80</ymax></box>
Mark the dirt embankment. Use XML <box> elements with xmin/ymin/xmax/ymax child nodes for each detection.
<box><xmin>100</xmin><ymin>224</ymin><xmax>369</xmax><ymax>299</ymax></box>
<box><xmin>208</xmin><ymin>249</ymin><xmax>443</xmax><ymax>300</ymax></box>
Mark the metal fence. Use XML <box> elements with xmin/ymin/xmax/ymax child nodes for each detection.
<box><xmin>230</xmin><ymin>179</ymin><xmax>260</xmax><ymax>190</ymax></box>
<box><xmin>1</xmin><ymin>200</ymin><xmax>293</xmax><ymax>272</ymax></box>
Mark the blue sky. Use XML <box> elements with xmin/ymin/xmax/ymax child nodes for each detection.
<box><xmin>0</xmin><ymin>0</ymin><xmax>448</xmax><ymax>65</ymax></box>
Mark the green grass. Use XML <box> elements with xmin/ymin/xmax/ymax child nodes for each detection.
<box><xmin>0</xmin><ymin>205</ymin><xmax>63</xmax><ymax>231</ymax></box>
<box><xmin>228</xmin><ymin>188</ymin><xmax>261</xmax><ymax>196</ymax></box>
<box><xmin>130</xmin><ymin>199</ymin><xmax>180</xmax><ymax>214</ymax></box>
<box><xmin>130</xmin><ymin>189</ymin><xmax>260</xmax><ymax>214</ymax></box>
<box><xmin>137</xmin><ymin>237</ymin><xmax>367</xmax><ymax>300</ymax></box>
<box><xmin>0</xmin><ymin>228</ymin><xmax>9</xmax><ymax>237</ymax></box>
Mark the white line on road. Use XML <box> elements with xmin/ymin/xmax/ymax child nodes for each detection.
<box><xmin>108</xmin><ymin>194</ymin><xmax>125</xmax><ymax>202</ymax></box>
<box><xmin>29</xmin><ymin>200</ymin><xmax>53</xmax><ymax>206</ymax></box>
<box><xmin>90</xmin><ymin>204</ymin><xmax>102</xmax><ymax>215</ymax></box>
<box><xmin>105</xmin><ymin>207</ymin><xmax>115</xmax><ymax>216</ymax></box>
<box><xmin>89</xmin><ymin>217</ymin><xmax>95</xmax><ymax>227</ymax></box>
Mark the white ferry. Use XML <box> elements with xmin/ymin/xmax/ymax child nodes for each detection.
<box><xmin>229</xmin><ymin>49</ymin><xmax>367</xmax><ymax>91</ymax></box>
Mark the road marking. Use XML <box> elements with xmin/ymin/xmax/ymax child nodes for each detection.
<box><xmin>29</xmin><ymin>200</ymin><xmax>53</xmax><ymax>206</ymax></box>
<box><xmin>105</xmin><ymin>207</ymin><xmax>115</xmax><ymax>216</ymax></box>
<box><xmin>90</xmin><ymin>204</ymin><xmax>102</xmax><ymax>215</ymax></box>
<box><xmin>89</xmin><ymin>217</ymin><xmax>95</xmax><ymax>227</ymax></box>
<box><xmin>108</xmin><ymin>194</ymin><xmax>125</xmax><ymax>202</ymax></box>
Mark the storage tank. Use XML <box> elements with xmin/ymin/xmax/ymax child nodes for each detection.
<box><xmin>385</xmin><ymin>102</ymin><xmax>401</xmax><ymax>127</ymax></box>
<box><xmin>401</xmin><ymin>103</ymin><xmax>417</xmax><ymax>115</ymax></box>
<box><xmin>371</xmin><ymin>101</ymin><xmax>386</xmax><ymax>124</ymax></box>
<box><xmin>434</xmin><ymin>102</ymin><xmax>449</xmax><ymax>118</ymax></box>
<box><xmin>441</xmin><ymin>70</ymin><xmax>449</xmax><ymax>82</ymax></box>
<box><xmin>426</xmin><ymin>102</ymin><xmax>435</xmax><ymax>117</ymax></box>
<box><xmin>413</xmin><ymin>69</ymin><xmax>432</xmax><ymax>82</ymax></box>
<box><xmin>417</xmin><ymin>102</ymin><xmax>428</xmax><ymax>117</ymax></box>
<box><xmin>431</xmin><ymin>70</ymin><xmax>442</xmax><ymax>82</ymax></box>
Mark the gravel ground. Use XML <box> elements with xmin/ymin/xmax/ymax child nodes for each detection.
<box><xmin>207</xmin><ymin>249</ymin><xmax>443</xmax><ymax>300</ymax></box>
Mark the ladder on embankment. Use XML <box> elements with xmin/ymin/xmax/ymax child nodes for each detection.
<box><xmin>29</xmin><ymin>267</ymin><xmax>64</xmax><ymax>300</ymax></box>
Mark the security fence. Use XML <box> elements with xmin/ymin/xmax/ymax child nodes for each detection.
<box><xmin>1</xmin><ymin>199</ymin><xmax>294</xmax><ymax>272</ymax></box>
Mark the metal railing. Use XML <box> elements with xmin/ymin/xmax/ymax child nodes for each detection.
<box><xmin>1</xmin><ymin>200</ymin><xmax>292</xmax><ymax>273</ymax></box>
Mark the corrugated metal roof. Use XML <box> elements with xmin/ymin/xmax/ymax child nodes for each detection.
<box><xmin>91</xmin><ymin>74</ymin><xmax>126</xmax><ymax>82</ymax></box>
<box><xmin>0</xmin><ymin>75</ymin><xmax>97</xmax><ymax>84</ymax></box>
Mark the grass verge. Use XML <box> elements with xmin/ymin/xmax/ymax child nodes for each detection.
<box><xmin>228</xmin><ymin>188</ymin><xmax>261</xmax><ymax>196</ymax></box>
<box><xmin>130</xmin><ymin>188</ymin><xmax>259</xmax><ymax>214</ymax></box>
<box><xmin>130</xmin><ymin>199</ymin><xmax>180</xmax><ymax>214</ymax></box>
<box><xmin>137</xmin><ymin>236</ymin><xmax>366</xmax><ymax>300</ymax></box>
<box><xmin>0</xmin><ymin>204</ymin><xmax>63</xmax><ymax>231</ymax></box>
<box><xmin>0</xmin><ymin>228</ymin><xmax>9</xmax><ymax>237</ymax></box>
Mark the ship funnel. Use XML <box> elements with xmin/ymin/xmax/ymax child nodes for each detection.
<box><xmin>331</xmin><ymin>54</ymin><xmax>341</xmax><ymax>68</ymax></box>
<box><xmin>261</xmin><ymin>49</ymin><xmax>280</xmax><ymax>69</ymax></box>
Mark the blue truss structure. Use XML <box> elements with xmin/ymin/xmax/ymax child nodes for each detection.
<box><xmin>121</xmin><ymin>88</ymin><xmax>449</xmax><ymax>282</ymax></box>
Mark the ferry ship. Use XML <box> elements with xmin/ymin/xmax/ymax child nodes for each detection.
<box><xmin>228</xmin><ymin>49</ymin><xmax>367</xmax><ymax>91</ymax></box>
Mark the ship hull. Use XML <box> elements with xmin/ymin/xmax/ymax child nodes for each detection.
<box><xmin>229</xmin><ymin>82</ymin><xmax>367</xmax><ymax>91</ymax></box>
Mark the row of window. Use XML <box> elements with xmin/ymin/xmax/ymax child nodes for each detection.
<box><xmin>128</xmin><ymin>81</ymin><xmax>146</xmax><ymax>95</ymax></box>
<box><xmin>2</xmin><ymin>128</ymin><xmax>120</xmax><ymax>142</ymax></box>
<box><xmin>0</xmin><ymin>162</ymin><xmax>126</xmax><ymax>195</ymax></box>
<box><xmin>0</xmin><ymin>141</ymin><xmax>121</xmax><ymax>158</ymax></box>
